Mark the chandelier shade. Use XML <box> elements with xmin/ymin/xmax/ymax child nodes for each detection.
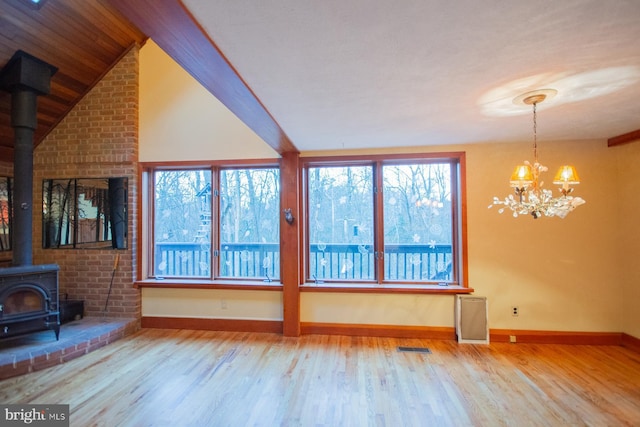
<box><xmin>509</xmin><ymin>164</ymin><xmax>534</xmax><ymax>188</ymax></box>
<box><xmin>553</xmin><ymin>165</ymin><xmax>580</xmax><ymax>186</ymax></box>
<box><xmin>489</xmin><ymin>90</ymin><xmax>585</xmax><ymax>219</ymax></box>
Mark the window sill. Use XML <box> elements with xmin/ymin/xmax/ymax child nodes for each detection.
<box><xmin>135</xmin><ymin>280</ymin><xmax>473</xmax><ymax>295</ymax></box>
<box><xmin>135</xmin><ymin>279</ymin><xmax>283</xmax><ymax>291</ymax></box>
<box><xmin>300</xmin><ymin>283</ymin><xmax>474</xmax><ymax>295</ymax></box>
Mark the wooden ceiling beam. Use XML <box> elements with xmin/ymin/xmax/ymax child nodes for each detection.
<box><xmin>608</xmin><ymin>129</ymin><xmax>640</xmax><ymax>147</ymax></box>
<box><xmin>106</xmin><ymin>0</ymin><xmax>298</xmax><ymax>155</ymax></box>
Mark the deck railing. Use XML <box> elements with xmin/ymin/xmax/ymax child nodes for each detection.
<box><xmin>309</xmin><ymin>243</ymin><xmax>452</xmax><ymax>282</ymax></box>
<box><xmin>154</xmin><ymin>242</ymin><xmax>280</xmax><ymax>279</ymax></box>
<box><xmin>155</xmin><ymin>242</ymin><xmax>452</xmax><ymax>281</ymax></box>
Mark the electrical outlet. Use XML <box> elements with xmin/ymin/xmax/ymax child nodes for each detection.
<box><xmin>220</xmin><ymin>299</ymin><xmax>228</xmax><ymax>309</ymax></box>
<box><xmin>512</xmin><ymin>306</ymin><xmax>519</xmax><ymax>316</ymax></box>
<box><xmin>509</xmin><ymin>335</ymin><xmax>517</xmax><ymax>343</ymax></box>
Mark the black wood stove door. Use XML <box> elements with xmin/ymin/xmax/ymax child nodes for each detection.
<box><xmin>0</xmin><ymin>265</ymin><xmax>60</xmax><ymax>340</ymax></box>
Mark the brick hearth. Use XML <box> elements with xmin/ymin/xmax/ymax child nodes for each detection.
<box><xmin>0</xmin><ymin>317</ymin><xmax>137</xmax><ymax>380</ymax></box>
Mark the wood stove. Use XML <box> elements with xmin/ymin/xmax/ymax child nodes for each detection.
<box><xmin>0</xmin><ymin>52</ymin><xmax>60</xmax><ymax>341</ymax></box>
<box><xmin>0</xmin><ymin>264</ymin><xmax>60</xmax><ymax>340</ymax></box>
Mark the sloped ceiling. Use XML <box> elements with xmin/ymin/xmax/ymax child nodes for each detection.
<box><xmin>109</xmin><ymin>0</ymin><xmax>640</xmax><ymax>154</ymax></box>
<box><xmin>0</xmin><ymin>0</ymin><xmax>147</xmax><ymax>162</ymax></box>
<box><xmin>2</xmin><ymin>0</ymin><xmax>639</xmax><ymax>159</ymax></box>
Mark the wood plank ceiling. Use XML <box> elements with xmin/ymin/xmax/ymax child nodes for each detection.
<box><xmin>0</xmin><ymin>0</ymin><xmax>147</xmax><ymax>162</ymax></box>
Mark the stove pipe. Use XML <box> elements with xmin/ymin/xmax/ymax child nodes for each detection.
<box><xmin>0</xmin><ymin>51</ymin><xmax>57</xmax><ymax>266</ymax></box>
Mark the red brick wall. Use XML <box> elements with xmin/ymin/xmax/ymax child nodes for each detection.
<box><xmin>33</xmin><ymin>47</ymin><xmax>140</xmax><ymax>320</ymax></box>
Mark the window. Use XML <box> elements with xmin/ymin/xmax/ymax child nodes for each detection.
<box><xmin>153</xmin><ymin>169</ymin><xmax>212</xmax><ymax>278</ymax></box>
<box><xmin>308</xmin><ymin>165</ymin><xmax>374</xmax><ymax>281</ymax></box>
<box><xmin>147</xmin><ymin>164</ymin><xmax>280</xmax><ymax>281</ymax></box>
<box><xmin>219</xmin><ymin>168</ymin><xmax>280</xmax><ymax>280</ymax></box>
<box><xmin>303</xmin><ymin>153</ymin><xmax>465</xmax><ymax>286</ymax></box>
<box><xmin>383</xmin><ymin>163</ymin><xmax>453</xmax><ymax>281</ymax></box>
<box><xmin>0</xmin><ymin>177</ymin><xmax>11</xmax><ymax>251</ymax></box>
<box><xmin>42</xmin><ymin>178</ymin><xmax>128</xmax><ymax>249</ymax></box>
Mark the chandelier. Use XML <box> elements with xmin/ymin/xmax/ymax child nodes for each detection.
<box><xmin>489</xmin><ymin>90</ymin><xmax>585</xmax><ymax>219</ymax></box>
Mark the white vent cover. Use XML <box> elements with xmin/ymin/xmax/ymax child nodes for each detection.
<box><xmin>456</xmin><ymin>295</ymin><xmax>489</xmax><ymax>344</ymax></box>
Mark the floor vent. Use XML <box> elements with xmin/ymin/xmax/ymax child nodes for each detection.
<box><xmin>397</xmin><ymin>346</ymin><xmax>431</xmax><ymax>353</ymax></box>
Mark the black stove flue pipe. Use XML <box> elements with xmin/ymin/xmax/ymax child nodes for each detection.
<box><xmin>0</xmin><ymin>51</ymin><xmax>57</xmax><ymax>266</ymax></box>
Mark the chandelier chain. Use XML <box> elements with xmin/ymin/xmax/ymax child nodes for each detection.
<box><xmin>532</xmin><ymin>102</ymin><xmax>538</xmax><ymax>163</ymax></box>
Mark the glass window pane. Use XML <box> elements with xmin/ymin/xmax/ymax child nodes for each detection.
<box><xmin>0</xmin><ymin>177</ymin><xmax>9</xmax><ymax>251</ymax></box>
<box><xmin>220</xmin><ymin>168</ymin><xmax>280</xmax><ymax>280</ymax></box>
<box><xmin>154</xmin><ymin>169</ymin><xmax>212</xmax><ymax>278</ymax></box>
<box><xmin>42</xmin><ymin>178</ymin><xmax>128</xmax><ymax>249</ymax></box>
<box><xmin>42</xmin><ymin>179</ymin><xmax>76</xmax><ymax>248</ymax></box>
<box><xmin>308</xmin><ymin>166</ymin><xmax>374</xmax><ymax>281</ymax></box>
<box><xmin>383</xmin><ymin>163</ymin><xmax>453</xmax><ymax>282</ymax></box>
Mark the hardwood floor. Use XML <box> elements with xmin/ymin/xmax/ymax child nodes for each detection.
<box><xmin>1</xmin><ymin>329</ymin><xmax>639</xmax><ymax>426</ymax></box>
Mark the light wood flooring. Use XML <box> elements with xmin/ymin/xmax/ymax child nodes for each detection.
<box><xmin>1</xmin><ymin>328</ymin><xmax>639</xmax><ymax>426</ymax></box>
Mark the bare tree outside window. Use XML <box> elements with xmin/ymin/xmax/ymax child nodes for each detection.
<box><xmin>154</xmin><ymin>169</ymin><xmax>212</xmax><ymax>278</ymax></box>
<box><xmin>304</xmin><ymin>156</ymin><xmax>462</xmax><ymax>285</ymax></box>
<box><xmin>220</xmin><ymin>168</ymin><xmax>280</xmax><ymax>280</ymax></box>
<box><xmin>383</xmin><ymin>163</ymin><xmax>453</xmax><ymax>281</ymax></box>
<box><xmin>308</xmin><ymin>166</ymin><xmax>374</xmax><ymax>281</ymax></box>
<box><xmin>42</xmin><ymin>178</ymin><xmax>128</xmax><ymax>249</ymax></box>
<box><xmin>0</xmin><ymin>177</ymin><xmax>11</xmax><ymax>251</ymax></box>
<box><xmin>151</xmin><ymin>167</ymin><xmax>280</xmax><ymax>280</ymax></box>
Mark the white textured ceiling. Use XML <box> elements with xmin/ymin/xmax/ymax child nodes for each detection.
<box><xmin>182</xmin><ymin>0</ymin><xmax>640</xmax><ymax>151</ymax></box>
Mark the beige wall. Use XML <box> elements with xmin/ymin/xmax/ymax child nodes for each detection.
<box><xmin>139</xmin><ymin>40</ymin><xmax>278</xmax><ymax>162</ymax></box>
<box><xmin>616</xmin><ymin>141</ymin><xmax>640</xmax><ymax>337</ymax></box>
<box><xmin>466</xmin><ymin>139</ymin><xmax>621</xmax><ymax>332</ymax></box>
<box><xmin>140</xmin><ymin>40</ymin><xmax>282</xmax><ymax>321</ymax></box>
<box><xmin>142</xmin><ymin>288</ymin><xmax>282</xmax><ymax>321</ymax></box>
<box><xmin>140</xmin><ymin>40</ymin><xmax>635</xmax><ymax>336</ymax></box>
<box><xmin>301</xmin><ymin>140</ymin><xmax>622</xmax><ymax>332</ymax></box>
<box><xmin>301</xmin><ymin>293</ymin><xmax>454</xmax><ymax>326</ymax></box>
